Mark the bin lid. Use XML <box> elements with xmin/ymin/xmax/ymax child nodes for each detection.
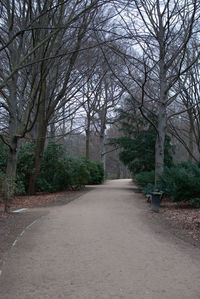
<box><xmin>151</xmin><ymin>191</ymin><xmax>162</xmax><ymax>195</ymax></box>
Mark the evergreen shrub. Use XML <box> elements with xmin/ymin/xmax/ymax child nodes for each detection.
<box><xmin>37</xmin><ymin>142</ymin><xmax>73</xmax><ymax>192</ymax></box>
<box><xmin>67</xmin><ymin>158</ymin><xmax>89</xmax><ymax>189</ymax></box>
<box><xmin>16</xmin><ymin>143</ymin><xmax>35</xmax><ymax>193</ymax></box>
<box><xmin>135</xmin><ymin>170</ymin><xmax>155</xmax><ymax>188</ymax></box>
<box><xmin>0</xmin><ymin>171</ymin><xmax>5</xmax><ymax>201</ymax></box>
<box><xmin>189</xmin><ymin>198</ymin><xmax>200</xmax><ymax>209</ymax></box>
<box><xmin>82</xmin><ymin>158</ymin><xmax>104</xmax><ymax>184</ymax></box>
<box><xmin>0</xmin><ymin>141</ymin><xmax>104</xmax><ymax>195</ymax></box>
<box><xmin>142</xmin><ymin>183</ymin><xmax>155</xmax><ymax>195</ymax></box>
<box><xmin>0</xmin><ymin>141</ymin><xmax>8</xmax><ymax>173</ymax></box>
<box><xmin>161</xmin><ymin>162</ymin><xmax>200</xmax><ymax>202</ymax></box>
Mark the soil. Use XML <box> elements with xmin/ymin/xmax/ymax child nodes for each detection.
<box><xmin>0</xmin><ymin>188</ymin><xmax>90</xmax><ymax>268</ymax></box>
<box><xmin>1</xmin><ymin>179</ymin><xmax>200</xmax><ymax>299</ymax></box>
<box><xmin>0</xmin><ymin>184</ymin><xmax>200</xmax><ymax>270</ymax></box>
<box><xmin>144</xmin><ymin>196</ymin><xmax>200</xmax><ymax>248</ymax></box>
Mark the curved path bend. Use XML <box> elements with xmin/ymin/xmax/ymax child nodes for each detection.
<box><xmin>0</xmin><ymin>179</ymin><xmax>200</xmax><ymax>299</ymax></box>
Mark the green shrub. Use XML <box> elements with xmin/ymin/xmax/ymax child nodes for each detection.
<box><xmin>37</xmin><ymin>142</ymin><xmax>70</xmax><ymax>192</ymax></box>
<box><xmin>0</xmin><ymin>141</ymin><xmax>8</xmax><ymax>173</ymax></box>
<box><xmin>16</xmin><ymin>176</ymin><xmax>26</xmax><ymax>195</ymax></box>
<box><xmin>189</xmin><ymin>198</ymin><xmax>200</xmax><ymax>209</ymax></box>
<box><xmin>1</xmin><ymin>141</ymin><xmax>105</xmax><ymax>195</ymax></box>
<box><xmin>16</xmin><ymin>143</ymin><xmax>35</xmax><ymax>193</ymax></box>
<box><xmin>67</xmin><ymin>158</ymin><xmax>89</xmax><ymax>189</ymax></box>
<box><xmin>0</xmin><ymin>142</ymin><xmax>35</xmax><ymax>195</ymax></box>
<box><xmin>161</xmin><ymin>162</ymin><xmax>200</xmax><ymax>202</ymax></box>
<box><xmin>142</xmin><ymin>183</ymin><xmax>155</xmax><ymax>195</ymax></box>
<box><xmin>113</xmin><ymin>128</ymin><xmax>173</xmax><ymax>175</ymax></box>
<box><xmin>36</xmin><ymin>177</ymin><xmax>54</xmax><ymax>193</ymax></box>
<box><xmin>37</xmin><ymin>143</ymin><xmax>104</xmax><ymax>192</ymax></box>
<box><xmin>97</xmin><ymin>162</ymin><xmax>105</xmax><ymax>182</ymax></box>
<box><xmin>135</xmin><ymin>170</ymin><xmax>155</xmax><ymax>188</ymax></box>
<box><xmin>81</xmin><ymin>159</ymin><xmax>104</xmax><ymax>184</ymax></box>
<box><xmin>0</xmin><ymin>171</ymin><xmax>5</xmax><ymax>201</ymax></box>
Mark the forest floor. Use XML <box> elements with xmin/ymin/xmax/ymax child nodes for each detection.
<box><xmin>0</xmin><ymin>184</ymin><xmax>200</xmax><ymax>269</ymax></box>
<box><xmin>151</xmin><ymin>197</ymin><xmax>200</xmax><ymax>247</ymax></box>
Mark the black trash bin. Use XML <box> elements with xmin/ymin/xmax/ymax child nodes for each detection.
<box><xmin>151</xmin><ymin>191</ymin><xmax>162</xmax><ymax>212</ymax></box>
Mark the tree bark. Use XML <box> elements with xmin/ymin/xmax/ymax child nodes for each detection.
<box><xmin>6</xmin><ymin>137</ymin><xmax>18</xmax><ymax>182</ymax></box>
<box><xmin>99</xmin><ymin>109</ymin><xmax>107</xmax><ymax>171</ymax></box>
<box><xmin>4</xmin><ymin>136</ymin><xmax>18</xmax><ymax>212</ymax></box>
<box><xmin>85</xmin><ymin>116</ymin><xmax>91</xmax><ymax>159</ymax></box>
<box><xmin>28</xmin><ymin>123</ymin><xmax>47</xmax><ymax>195</ymax></box>
<box><xmin>188</xmin><ymin>110</ymin><xmax>194</xmax><ymax>161</ymax></box>
<box><xmin>28</xmin><ymin>80</ymin><xmax>47</xmax><ymax>195</ymax></box>
<box><xmin>154</xmin><ymin>7</ymin><xmax>168</xmax><ymax>186</ymax></box>
<box><xmin>100</xmin><ymin>134</ymin><xmax>106</xmax><ymax>170</ymax></box>
<box><xmin>4</xmin><ymin>75</ymin><xmax>18</xmax><ymax>211</ymax></box>
<box><xmin>85</xmin><ymin>130</ymin><xmax>90</xmax><ymax>159</ymax></box>
<box><xmin>188</xmin><ymin>123</ymin><xmax>194</xmax><ymax>161</ymax></box>
<box><xmin>155</xmin><ymin>103</ymin><xmax>167</xmax><ymax>185</ymax></box>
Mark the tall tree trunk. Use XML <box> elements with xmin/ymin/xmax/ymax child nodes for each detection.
<box><xmin>62</xmin><ymin>104</ymin><xmax>66</xmax><ymax>138</ymax></box>
<box><xmin>28</xmin><ymin>81</ymin><xmax>47</xmax><ymax>195</ymax></box>
<box><xmin>6</xmin><ymin>137</ymin><xmax>18</xmax><ymax>182</ymax></box>
<box><xmin>154</xmin><ymin>5</ymin><xmax>168</xmax><ymax>186</ymax></box>
<box><xmin>85</xmin><ymin>117</ymin><xmax>90</xmax><ymax>159</ymax></box>
<box><xmin>5</xmin><ymin>136</ymin><xmax>18</xmax><ymax>212</ymax></box>
<box><xmin>117</xmin><ymin>163</ymin><xmax>121</xmax><ymax>179</ymax></box>
<box><xmin>50</xmin><ymin>110</ymin><xmax>56</xmax><ymax>141</ymax></box>
<box><xmin>155</xmin><ymin>52</ymin><xmax>167</xmax><ymax>185</ymax></box>
<box><xmin>100</xmin><ymin>134</ymin><xmax>106</xmax><ymax>170</ymax></box>
<box><xmin>155</xmin><ymin>22</ymin><xmax>167</xmax><ymax>186</ymax></box>
<box><xmin>99</xmin><ymin>107</ymin><xmax>107</xmax><ymax>172</ymax></box>
<box><xmin>28</xmin><ymin>122</ymin><xmax>47</xmax><ymax>195</ymax></box>
<box><xmin>4</xmin><ymin>77</ymin><xmax>18</xmax><ymax>211</ymax></box>
<box><xmin>50</xmin><ymin>122</ymin><xmax>56</xmax><ymax>141</ymax></box>
<box><xmin>188</xmin><ymin>111</ymin><xmax>194</xmax><ymax>161</ymax></box>
<box><xmin>188</xmin><ymin>124</ymin><xmax>194</xmax><ymax>161</ymax></box>
<box><xmin>85</xmin><ymin>130</ymin><xmax>90</xmax><ymax>159</ymax></box>
<box><xmin>155</xmin><ymin>103</ymin><xmax>167</xmax><ymax>185</ymax></box>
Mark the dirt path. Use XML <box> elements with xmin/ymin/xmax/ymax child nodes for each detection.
<box><xmin>0</xmin><ymin>179</ymin><xmax>200</xmax><ymax>299</ymax></box>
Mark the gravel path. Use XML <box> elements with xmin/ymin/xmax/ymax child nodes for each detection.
<box><xmin>0</xmin><ymin>179</ymin><xmax>200</xmax><ymax>299</ymax></box>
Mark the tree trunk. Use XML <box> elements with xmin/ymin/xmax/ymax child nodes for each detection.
<box><xmin>4</xmin><ymin>136</ymin><xmax>18</xmax><ymax>212</ymax></box>
<box><xmin>100</xmin><ymin>134</ymin><xmax>106</xmax><ymax>170</ymax></box>
<box><xmin>62</xmin><ymin>105</ymin><xmax>66</xmax><ymax>138</ymax></box>
<box><xmin>188</xmin><ymin>112</ymin><xmax>194</xmax><ymax>161</ymax></box>
<box><xmin>117</xmin><ymin>164</ymin><xmax>121</xmax><ymax>179</ymax></box>
<box><xmin>28</xmin><ymin>81</ymin><xmax>47</xmax><ymax>195</ymax></box>
<box><xmin>85</xmin><ymin>117</ymin><xmax>91</xmax><ymax>159</ymax></box>
<box><xmin>100</xmin><ymin>127</ymin><xmax>106</xmax><ymax>177</ymax></box>
<box><xmin>99</xmin><ymin>107</ymin><xmax>107</xmax><ymax>172</ymax></box>
<box><xmin>155</xmin><ymin>103</ymin><xmax>167</xmax><ymax>186</ymax></box>
<box><xmin>85</xmin><ymin>130</ymin><xmax>90</xmax><ymax>159</ymax></box>
<box><xmin>28</xmin><ymin>122</ymin><xmax>47</xmax><ymax>195</ymax></box>
<box><xmin>6</xmin><ymin>137</ymin><xmax>18</xmax><ymax>182</ymax></box>
<box><xmin>155</xmin><ymin>34</ymin><xmax>167</xmax><ymax>186</ymax></box>
<box><xmin>4</xmin><ymin>75</ymin><xmax>18</xmax><ymax>211</ymax></box>
<box><xmin>50</xmin><ymin>122</ymin><xmax>56</xmax><ymax>141</ymax></box>
<box><xmin>188</xmin><ymin>124</ymin><xmax>194</xmax><ymax>162</ymax></box>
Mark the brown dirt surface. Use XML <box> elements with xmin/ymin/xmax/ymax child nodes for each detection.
<box><xmin>144</xmin><ymin>196</ymin><xmax>200</xmax><ymax>248</ymax></box>
<box><xmin>0</xmin><ymin>188</ymin><xmax>89</xmax><ymax>268</ymax></box>
<box><xmin>1</xmin><ymin>180</ymin><xmax>200</xmax><ymax>298</ymax></box>
<box><xmin>1</xmin><ymin>185</ymin><xmax>200</xmax><ymax>271</ymax></box>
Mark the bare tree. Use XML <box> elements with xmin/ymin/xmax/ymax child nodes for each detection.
<box><xmin>106</xmin><ymin>0</ymin><xmax>200</xmax><ymax>183</ymax></box>
<box><xmin>168</xmin><ymin>41</ymin><xmax>200</xmax><ymax>161</ymax></box>
<box><xmin>0</xmin><ymin>0</ymin><xmax>109</xmax><ymax>201</ymax></box>
<box><xmin>28</xmin><ymin>3</ymin><xmax>107</xmax><ymax>194</ymax></box>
